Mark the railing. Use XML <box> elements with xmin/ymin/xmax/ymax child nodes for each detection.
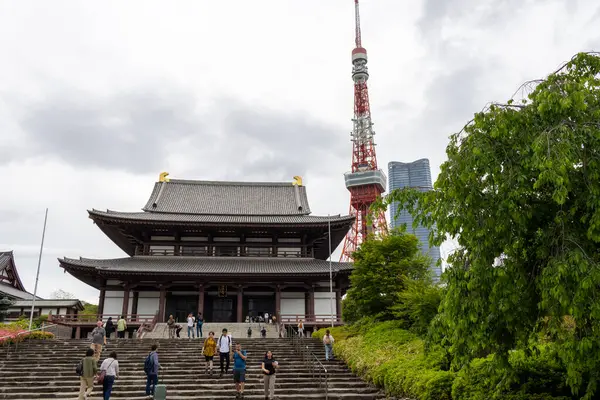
<box><xmin>136</xmin><ymin>312</ymin><xmax>159</xmax><ymax>339</ymax></box>
<box><xmin>279</xmin><ymin>314</ymin><xmax>343</xmax><ymax>325</ymax></box>
<box><xmin>50</xmin><ymin>313</ymin><xmax>156</xmax><ymax>325</ymax></box>
<box><xmin>1</xmin><ymin>323</ymin><xmax>59</xmax><ymax>355</ymax></box>
<box><xmin>136</xmin><ymin>248</ymin><xmax>307</xmax><ymax>258</ymax></box>
<box><xmin>285</xmin><ymin>324</ymin><xmax>328</xmax><ymax>399</ymax></box>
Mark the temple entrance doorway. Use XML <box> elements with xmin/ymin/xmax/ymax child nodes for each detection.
<box><xmin>208</xmin><ymin>297</ymin><xmax>235</xmax><ymax>322</ymax></box>
<box><xmin>244</xmin><ymin>294</ymin><xmax>275</xmax><ymax>322</ymax></box>
<box><xmin>165</xmin><ymin>294</ymin><xmax>197</xmax><ymax>323</ymax></box>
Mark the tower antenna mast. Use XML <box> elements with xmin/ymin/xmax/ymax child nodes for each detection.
<box><xmin>340</xmin><ymin>0</ymin><xmax>388</xmax><ymax>262</ymax></box>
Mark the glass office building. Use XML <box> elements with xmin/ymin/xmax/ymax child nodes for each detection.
<box><xmin>388</xmin><ymin>159</ymin><xmax>442</xmax><ymax>280</ymax></box>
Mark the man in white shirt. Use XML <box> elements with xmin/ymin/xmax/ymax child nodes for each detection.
<box><xmin>217</xmin><ymin>328</ymin><xmax>233</xmax><ymax>377</ymax></box>
<box><xmin>187</xmin><ymin>313</ymin><xmax>195</xmax><ymax>339</ymax></box>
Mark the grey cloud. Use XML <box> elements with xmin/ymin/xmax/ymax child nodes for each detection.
<box><xmin>3</xmin><ymin>86</ymin><xmax>349</xmax><ymax>180</ymax></box>
<box><xmin>220</xmin><ymin>104</ymin><xmax>347</xmax><ymax>180</ymax></box>
<box><xmin>418</xmin><ymin>0</ymin><xmax>530</xmax><ymax>38</ymax></box>
<box><xmin>396</xmin><ymin>65</ymin><xmax>487</xmax><ymax>146</ymax></box>
<box><xmin>12</xmin><ymin>87</ymin><xmax>204</xmax><ymax>174</ymax></box>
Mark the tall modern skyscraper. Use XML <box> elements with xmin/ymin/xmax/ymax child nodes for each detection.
<box><xmin>388</xmin><ymin>159</ymin><xmax>442</xmax><ymax>279</ymax></box>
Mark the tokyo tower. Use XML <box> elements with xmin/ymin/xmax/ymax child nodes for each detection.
<box><xmin>340</xmin><ymin>0</ymin><xmax>388</xmax><ymax>262</ymax></box>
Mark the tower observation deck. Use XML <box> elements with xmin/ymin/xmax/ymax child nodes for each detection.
<box><xmin>340</xmin><ymin>0</ymin><xmax>388</xmax><ymax>262</ymax></box>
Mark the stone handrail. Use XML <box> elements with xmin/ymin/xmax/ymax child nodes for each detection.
<box><xmin>285</xmin><ymin>323</ymin><xmax>329</xmax><ymax>399</ymax></box>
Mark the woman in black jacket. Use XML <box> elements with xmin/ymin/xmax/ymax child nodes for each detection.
<box><xmin>105</xmin><ymin>317</ymin><xmax>114</xmax><ymax>340</ymax></box>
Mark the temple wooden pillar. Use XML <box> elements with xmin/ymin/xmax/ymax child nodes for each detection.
<box><xmin>197</xmin><ymin>284</ymin><xmax>205</xmax><ymax>316</ymax></box>
<box><xmin>121</xmin><ymin>285</ymin><xmax>130</xmax><ymax>317</ymax></box>
<box><xmin>158</xmin><ymin>286</ymin><xmax>167</xmax><ymax>322</ymax></box>
<box><xmin>131</xmin><ymin>291</ymin><xmax>139</xmax><ymax>321</ymax></box>
<box><xmin>308</xmin><ymin>286</ymin><xmax>315</xmax><ymax>322</ymax></box>
<box><xmin>237</xmin><ymin>286</ymin><xmax>243</xmax><ymax>323</ymax></box>
<box><xmin>275</xmin><ymin>285</ymin><xmax>281</xmax><ymax>319</ymax></box>
<box><xmin>98</xmin><ymin>288</ymin><xmax>106</xmax><ymax>316</ymax></box>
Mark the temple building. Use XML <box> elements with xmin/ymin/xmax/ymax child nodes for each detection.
<box><xmin>59</xmin><ymin>176</ymin><xmax>355</xmax><ymax>324</ymax></box>
<box><xmin>1</xmin><ymin>251</ymin><xmax>84</xmax><ymax>319</ymax></box>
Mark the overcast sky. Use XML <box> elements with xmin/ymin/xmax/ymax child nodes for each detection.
<box><xmin>1</xmin><ymin>0</ymin><xmax>599</xmax><ymax>304</ymax></box>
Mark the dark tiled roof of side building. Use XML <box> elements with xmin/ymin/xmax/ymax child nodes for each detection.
<box><xmin>10</xmin><ymin>299</ymin><xmax>84</xmax><ymax>310</ymax></box>
<box><xmin>142</xmin><ymin>180</ymin><xmax>312</xmax><ymax>216</ymax></box>
<box><xmin>60</xmin><ymin>256</ymin><xmax>353</xmax><ymax>276</ymax></box>
<box><xmin>0</xmin><ymin>251</ymin><xmax>26</xmax><ymax>292</ymax></box>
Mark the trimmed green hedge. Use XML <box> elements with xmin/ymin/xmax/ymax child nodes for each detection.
<box><xmin>314</xmin><ymin>322</ymin><xmax>576</xmax><ymax>400</ymax></box>
<box><xmin>314</xmin><ymin>321</ymin><xmax>453</xmax><ymax>400</ymax></box>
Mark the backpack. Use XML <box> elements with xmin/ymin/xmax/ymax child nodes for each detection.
<box><xmin>75</xmin><ymin>359</ymin><xmax>83</xmax><ymax>376</ymax></box>
<box><xmin>218</xmin><ymin>335</ymin><xmax>231</xmax><ymax>349</ymax></box>
<box><xmin>144</xmin><ymin>352</ymin><xmax>155</xmax><ymax>375</ymax></box>
<box><xmin>324</xmin><ymin>335</ymin><xmax>332</xmax><ymax>345</ymax></box>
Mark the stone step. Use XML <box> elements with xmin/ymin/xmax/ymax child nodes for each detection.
<box><xmin>0</xmin><ymin>337</ymin><xmax>384</xmax><ymax>400</ymax></box>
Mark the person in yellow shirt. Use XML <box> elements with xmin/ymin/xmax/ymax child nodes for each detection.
<box><xmin>116</xmin><ymin>315</ymin><xmax>127</xmax><ymax>339</ymax></box>
<box><xmin>202</xmin><ymin>331</ymin><xmax>217</xmax><ymax>375</ymax></box>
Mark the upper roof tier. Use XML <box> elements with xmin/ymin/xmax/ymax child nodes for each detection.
<box><xmin>143</xmin><ymin>179</ymin><xmax>311</xmax><ymax>216</ymax></box>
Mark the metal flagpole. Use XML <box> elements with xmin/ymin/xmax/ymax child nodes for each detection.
<box><xmin>328</xmin><ymin>214</ymin><xmax>334</xmax><ymax>327</ymax></box>
<box><xmin>29</xmin><ymin>208</ymin><xmax>48</xmax><ymax>331</ymax></box>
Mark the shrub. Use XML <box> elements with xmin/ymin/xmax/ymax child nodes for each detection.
<box><xmin>314</xmin><ymin>321</ymin><xmax>454</xmax><ymax>400</ymax></box>
<box><xmin>391</xmin><ymin>278</ymin><xmax>443</xmax><ymax>335</ymax></box>
<box><xmin>452</xmin><ymin>349</ymin><xmax>574</xmax><ymax>400</ymax></box>
<box><xmin>27</xmin><ymin>331</ymin><xmax>54</xmax><ymax>340</ymax></box>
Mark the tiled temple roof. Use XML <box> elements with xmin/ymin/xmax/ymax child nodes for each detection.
<box><xmin>142</xmin><ymin>180</ymin><xmax>312</xmax><ymax>215</ymax></box>
<box><xmin>60</xmin><ymin>256</ymin><xmax>353</xmax><ymax>276</ymax></box>
<box><xmin>0</xmin><ymin>251</ymin><xmax>26</xmax><ymax>292</ymax></box>
<box><xmin>88</xmin><ymin>209</ymin><xmax>355</xmax><ymax>226</ymax></box>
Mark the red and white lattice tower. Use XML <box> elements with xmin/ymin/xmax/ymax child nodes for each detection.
<box><xmin>340</xmin><ymin>0</ymin><xmax>388</xmax><ymax>262</ymax></box>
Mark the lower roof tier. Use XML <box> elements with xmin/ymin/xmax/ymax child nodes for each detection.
<box><xmin>59</xmin><ymin>256</ymin><xmax>354</xmax><ymax>288</ymax></box>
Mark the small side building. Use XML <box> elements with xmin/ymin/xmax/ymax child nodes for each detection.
<box><xmin>0</xmin><ymin>251</ymin><xmax>84</xmax><ymax>319</ymax></box>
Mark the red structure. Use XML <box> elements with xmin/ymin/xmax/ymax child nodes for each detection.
<box><xmin>340</xmin><ymin>0</ymin><xmax>388</xmax><ymax>262</ymax></box>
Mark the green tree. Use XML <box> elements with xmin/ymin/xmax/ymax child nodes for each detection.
<box><xmin>82</xmin><ymin>302</ymin><xmax>98</xmax><ymax>315</ymax></box>
<box><xmin>0</xmin><ymin>297</ymin><xmax>13</xmax><ymax>323</ymax></box>
<box><xmin>343</xmin><ymin>228</ymin><xmax>431</xmax><ymax>323</ymax></box>
<box><xmin>391</xmin><ymin>278</ymin><xmax>443</xmax><ymax>336</ymax></box>
<box><xmin>377</xmin><ymin>52</ymin><xmax>600</xmax><ymax>397</ymax></box>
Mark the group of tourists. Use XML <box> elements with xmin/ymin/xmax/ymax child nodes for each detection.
<box><xmin>76</xmin><ymin>318</ymin><xmax>335</xmax><ymax>399</ymax></box>
<box><xmin>166</xmin><ymin>312</ymin><xmax>204</xmax><ymax>338</ymax></box>
<box><xmin>77</xmin><ymin>320</ymin><xmax>122</xmax><ymax>399</ymax></box>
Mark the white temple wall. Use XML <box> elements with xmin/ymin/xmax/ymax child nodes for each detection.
<box><xmin>280</xmin><ymin>292</ymin><xmax>305</xmax><ymax>316</ymax></box>
<box><xmin>137</xmin><ymin>292</ymin><xmax>160</xmax><ymax>315</ymax></box>
<box><xmin>314</xmin><ymin>291</ymin><xmax>337</xmax><ymax>318</ymax></box>
<box><xmin>103</xmin><ymin>290</ymin><xmax>124</xmax><ymax>316</ymax></box>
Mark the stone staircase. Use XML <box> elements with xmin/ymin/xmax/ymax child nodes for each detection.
<box><xmin>145</xmin><ymin>322</ymin><xmax>280</xmax><ymax>339</ymax></box>
<box><xmin>0</xmin><ymin>337</ymin><xmax>385</xmax><ymax>399</ymax></box>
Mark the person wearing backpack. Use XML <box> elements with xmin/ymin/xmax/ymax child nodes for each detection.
<box><xmin>144</xmin><ymin>344</ymin><xmax>163</xmax><ymax>398</ymax></box>
<box><xmin>217</xmin><ymin>328</ymin><xmax>233</xmax><ymax>377</ymax></box>
<box><xmin>323</xmin><ymin>329</ymin><xmax>335</xmax><ymax>361</ymax></box>
<box><xmin>99</xmin><ymin>351</ymin><xmax>119</xmax><ymax>400</ymax></box>
<box><xmin>77</xmin><ymin>348</ymin><xmax>98</xmax><ymax>400</ymax></box>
